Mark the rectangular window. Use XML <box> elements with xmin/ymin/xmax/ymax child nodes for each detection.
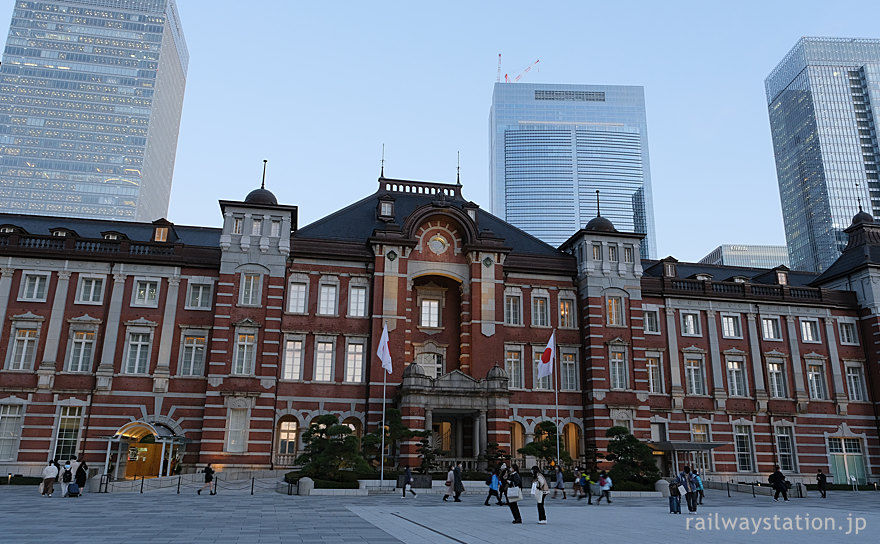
<box><xmin>233</xmin><ymin>332</ymin><xmax>256</xmax><ymax>375</ymax></box>
<box><xmin>505</xmin><ymin>348</ymin><xmax>524</xmax><ymax>389</ymax></box>
<box><xmin>624</xmin><ymin>247</ymin><xmax>634</xmax><ymax>263</ymax></box>
<box><xmin>67</xmin><ymin>331</ymin><xmax>95</xmax><ymax>373</ymax></box>
<box><xmin>593</xmin><ymin>245</ymin><xmax>601</xmax><ymax>260</ymax></box>
<box><xmin>801</xmin><ymin>319</ymin><xmax>820</xmax><ymax>342</ymax></box>
<box><xmin>226</xmin><ymin>408</ymin><xmax>248</xmax><ymax>453</ymax></box>
<box><xmin>681</xmin><ymin>312</ymin><xmax>700</xmax><ymax>336</ymax></box>
<box><xmin>685</xmin><ymin>358</ymin><xmax>705</xmax><ymax>395</ymax></box>
<box><xmin>734</xmin><ymin>425</ymin><xmax>754</xmax><ymax>472</ymax></box>
<box><xmin>187</xmin><ymin>283</ymin><xmax>212</xmax><ymax>310</ymax></box>
<box><xmin>20</xmin><ymin>273</ymin><xmax>48</xmax><ymax>301</ymax></box>
<box><xmin>318</xmin><ymin>284</ymin><xmax>337</xmax><ymax>315</ymax></box>
<box><xmin>839</xmin><ymin>321</ymin><xmax>858</xmax><ymax>345</ymax></box>
<box><xmin>776</xmin><ymin>427</ymin><xmax>796</xmax><ymax>472</ymax></box>
<box><xmin>179</xmin><ymin>335</ymin><xmax>206</xmax><ymax>376</ymax></box>
<box><xmin>692</xmin><ymin>423</ymin><xmax>709</xmax><ymax>443</ymax></box>
<box><xmin>134</xmin><ymin>279</ymin><xmax>159</xmax><ymax>306</ymax></box>
<box><xmin>287</xmin><ymin>282</ymin><xmax>307</xmax><ymax>313</ymax></box>
<box><xmin>314</xmin><ymin>341</ymin><xmax>334</xmax><ymax>381</ymax></box>
<box><xmin>348</xmin><ymin>286</ymin><xmax>367</xmax><ymax>317</ymax></box>
<box><xmin>345</xmin><ymin>342</ymin><xmax>365</xmax><ymax>383</ymax></box>
<box><xmin>532</xmin><ymin>296</ymin><xmax>549</xmax><ymax>327</ymax></box>
<box><xmin>125</xmin><ymin>332</ymin><xmax>151</xmax><ymax>374</ymax></box>
<box><xmin>53</xmin><ymin>406</ymin><xmax>82</xmax><ymax>461</ymax></box>
<box><xmin>154</xmin><ymin>227</ymin><xmax>168</xmax><ymax>242</ymax></box>
<box><xmin>240</xmin><ymin>274</ymin><xmax>260</xmax><ymax>306</ymax></box>
<box><xmin>768</xmin><ymin>362</ymin><xmax>786</xmax><ymax>398</ymax></box>
<box><xmin>727</xmin><ymin>359</ymin><xmax>746</xmax><ymax>396</ymax></box>
<box><xmin>0</xmin><ymin>404</ymin><xmax>23</xmax><ymax>460</ymax></box>
<box><xmin>807</xmin><ymin>364</ymin><xmax>826</xmax><ymax>400</ymax></box>
<box><xmin>281</xmin><ymin>339</ymin><xmax>303</xmax><ymax>380</ymax></box>
<box><xmin>8</xmin><ymin>328</ymin><xmax>38</xmax><ymax>370</ymax></box>
<box><xmin>559</xmin><ymin>299</ymin><xmax>575</xmax><ymax>328</ymax></box>
<box><xmin>270</xmin><ymin>220</ymin><xmax>282</xmax><ymax>237</ymax></box>
<box><xmin>232</xmin><ymin>217</ymin><xmax>243</xmax><ymax>234</ymax></box>
<box><xmin>610</xmin><ymin>349</ymin><xmax>627</xmax><ymax>390</ymax></box>
<box><xmin>607</xmin><ymin>296</ymin><xmax>623</xmax><ymax>326</ymax></box>
<box><xmin>846</xmin><ymin>365</ymin><xmax>867</xmax><ymax>402</ymax></box>
<box><xmin>78</xmin><ymin>277</ymin><xmax>103</xmax><ymax>304</ymax></box>
<box><xmin>561</xmin><ymin>352</ymin><xmax>577</xmax><ymax>390</ymax></box>
<box><xmin>761</xmin><ymin>317</ymin><xmax>781</xmax><ymax>340</ymax></box>
<box><xmin>721</xmin><ymin>314</ymin><xmax>741</xmax><ymax>338</ymax></box>
<box><xmin>420</xmin><ymin>299</ymin><xmax>440</xmax><ymax>327</ymax></box>
<box><xmin>647</xmin><ymin>355</ymin><xmax>662</xmax><ymax>393</ymax></box>
<box><xmin>504</xmin><ymin>295</ymin><xmax>522</xmax><ymax>325</ymax></box>
<box><xmin>608</xmin><ymin>245</ymin><xmax>618</xmax><ymax>262</ymax></box>
<box><xmin>644</xmin><ymin>310</ymin><xmax>660</xmax><ymax>334</ymax></box>
<box><xmin>251</xmin><ymin>218</ymin><xmax>262</xmax><ymax>236</ymax></box>
<box><xmin>534</xmin><ymin>350</ymin><xmax>551</xmax><ymax>390</ymax></box>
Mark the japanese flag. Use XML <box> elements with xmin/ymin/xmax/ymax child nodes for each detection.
<box><xmin>537</xmin><ymin>330</ymin><xmax>556</xmax><ymax>380</ymax></box>
<box><xmin>377</xmin><ymin>323</ymin><xmax>393</xmax><ymax>374</ymax></box>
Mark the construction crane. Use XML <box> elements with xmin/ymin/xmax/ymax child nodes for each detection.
<box><xmin>504</xmin><ymin>59</ymin><xmax>540</xmax><ymax>83</ymax></box>
<box><xmin>496</xmin><ymin>54</ymin><xmax>502</xmax><ymax>83</ymax></box>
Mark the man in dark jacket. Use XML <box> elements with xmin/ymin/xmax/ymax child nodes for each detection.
<box><xmin>452</xmin><ymin>463</ymin><xmax>465</xmax><ymax>502</ymax></box>
<box><xmin>816</xmin><ymin>470</ymin><xmax>827</xmax><ymax>498</ymax></box>
<box><xmin>769</xmin><ymin>465</ymin><xmax>789</xmax><ymax>502</ymax></box>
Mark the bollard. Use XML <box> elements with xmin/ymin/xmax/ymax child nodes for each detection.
<box><xmin>287</xmin><ymin>481</ymin><xmax>293</xmax><ymax>496</ymax></box>
<box><xmin>727</xmin><ymin>482</ymin><xmax>730</xmax><ymax>498</ymax></box>
<box><xmin>213</xmin><ymin>478</ymin><xmax>218</xmax><ymax>495</ymax></box>
<box><xmin>140</xmin><ymin>475</ymin><xmax>144</xmax><ymax>494</ymax></box>
<box><xmin>751</xmin><ymin>483</ymin><xmax>755</xmax><ymax>498</ymax></box>
<box><xmin>251</xmin><ymin>477</ymin><xmax>255</xmax><ymax>495</ymax></box>
<box><xmin>177</xmin><ymin>476</ymin><xmax>181</xmax><ymax>494</ymax></box>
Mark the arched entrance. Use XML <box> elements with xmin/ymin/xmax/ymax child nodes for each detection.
<box><xmin>104</xmin><ymin>421</ymin><xmax>186</xmax><ymax>480</ymax></box>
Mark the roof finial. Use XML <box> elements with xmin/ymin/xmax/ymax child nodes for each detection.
<box><xmin>595</xmin><ymin>189</ymin><xmax>601</xmax><ymax>216</ymax></box>
<box><xmin>380</xmin><ymin>144</ymin><xmax>385</xmax><ymax>178</ymax></box>
<box><xmin>261</xmin><ymin>159</ymin><xmax>267</xmax><ymax>190</ymax></box>
<box><xmin>456</xmin><ymin>151</ymin><xmax>461</xmax><ymax>186</ymax></box>
<box><xmin>856</xmin><ymin>181</ymin><xmax>863</xmax><ymax>212</ymax></box>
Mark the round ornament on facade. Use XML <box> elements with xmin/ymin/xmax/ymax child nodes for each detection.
<box><xmin>427</xmin><ymin>234</ymin><xmax>449</xmax><ymax>254</ymax></box>
<box><xmin>386</xmin><ymin>250</ymin><xmax>398</xmax><ymax>262</ymax></box>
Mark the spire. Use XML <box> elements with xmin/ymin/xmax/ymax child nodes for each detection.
<box><xmin>380</xmin><ymin>144</ymin><xmax>385</xmax><ymax>178</ymax></box>
<box><xmin>261</xmin><ymin>159</ymin><xmax>267</xmax><ymax>189</ymax></box>
<box><xmin>456</xmin><ymin>151</ymin><xmax>461</xmax><ymax>186</ymax></box>
<box><xmin>595</xmin><ymin>189</ymin><xmax>601</xmax><ymax>216</ymax></box>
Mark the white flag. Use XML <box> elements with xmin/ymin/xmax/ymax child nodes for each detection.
<box><xmin>377</xmin><ymin>323</ymin><xmax>392</xmax><ymax>374</ymax></box>
<box><xmin>537</xmin><ymin>330</ymin><xmax>556</xmax><ymax>380</ymax></box>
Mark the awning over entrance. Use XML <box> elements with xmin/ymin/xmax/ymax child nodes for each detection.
<box><xmin>115</xmin><ymin>421</ymin><xmax>179</xmax><ymax>442</ymax></box>
<box><xmin>649</xmin><ymin>441</ymin><xmax>725</xmax><ymax>452</ymax></box>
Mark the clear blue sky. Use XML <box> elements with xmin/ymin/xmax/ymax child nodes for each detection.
<box><xmin>3</xmin><ymin>1</ymin><xmax>879</xmax><ymax>261</ymax></box>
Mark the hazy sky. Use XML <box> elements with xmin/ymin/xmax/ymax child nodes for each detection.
<box><xmin>3</xmin><ymin>1</ymin><xmax>879</xmax><ymax>261</ymax></box>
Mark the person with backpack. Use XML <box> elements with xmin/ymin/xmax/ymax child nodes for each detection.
<box><xmin>60</xmin><ymin>462</ymin><xmax>75</xmax><ymax>497</ymax></box>
<box><xmin>668</xmin><ymin>474</ymin><xmax>682</xmax><ymax>514</ymax></box>
<box><xmin>531</xmin><ymin>466</ymin><xmax>550</xmax><ymax>524</ymax></box>
<box><xmin>484</xmin><ymin>468</ymin><xmax>502</xmax><ymax>505</ymax></box>
<box><xmin>40</xmin><ymin>460</ymin><xmax>58</xmax><ymax>497</ymax></box>
<box><xmin>595</xmin><ymin>471</ymin><xmax>612</xmax><ymax>504</ymax></box>
<box><xmin>577</xmin><ymin>471</ymin><xmax>593</xmax><ymax>503</ymax></box>
<box><xmin>693</xmin><ymin>469</ymin><xmax>704</xmax><ymax>505</ymax></box>
<box><xmin>198</xmin><ymin>464</ymin><xmax>215</xmax><ymax>495</ymax></box>
<box><xmin>678</xmin><ymin>465</ymin><xmax>698</xmax><ymax>513</ymax></box>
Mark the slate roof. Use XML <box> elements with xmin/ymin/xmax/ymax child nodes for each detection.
<box><xmin>812</xmin><ymin>213</ymin><xmax>880</xmax><ymax>285</ymax></box>
<box><xmin>642</xmin><ymin>259</ymin><xmax>819</xmax><ymax>286</ymax></box>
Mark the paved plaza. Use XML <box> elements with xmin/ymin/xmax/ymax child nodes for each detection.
<box><xmin>2</xmin><ymin>483</ymin><xmax>879</xmax><ymax>543</ymax></box>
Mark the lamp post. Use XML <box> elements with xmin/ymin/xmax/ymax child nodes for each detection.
<box><xmin>7</xmin><ymin>472</ymin><xmax>11</xmax><ymax>485</ymax></box>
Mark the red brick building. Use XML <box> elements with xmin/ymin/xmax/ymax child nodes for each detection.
<box><xmin>0</xmin><ymin>177</ymin><xmax>877</xmax><ymax>485</ymax></box>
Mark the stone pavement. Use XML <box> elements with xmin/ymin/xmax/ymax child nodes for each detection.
<box><xmin>2</xmin><ymin>483</ymin><xmax>879</xmax><ymax>543</ymax></box>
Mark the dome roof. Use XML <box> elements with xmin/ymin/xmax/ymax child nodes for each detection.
<box><xmin>852</xmin><ymin>208</ymin><xmax>874</xmax><ymax>226</ymax></box>
<box><xmin>244</xmin><ymin>187</ymin><xmax>278</xmax><ymax>206</ymax></box>
<box><xmin>402</xmin><ymin>362</ymin><xmax>427</xmax><ymax>378</ymax></box>
<box><xmin>584</xmin><ymin>215</ymin><xmax>617</xmax><ymax>233</ymax></box>
<box><xmin>486</xmin><ymin>364</ymin><xmax>508</xmax><ymax>380</ymax></box>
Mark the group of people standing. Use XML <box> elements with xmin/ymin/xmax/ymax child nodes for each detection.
<box><xmin>40</xmin><ymin>457</ymin><xmax>88</xmax><ymax>498</ymax></box>
<box><xmin>668</xmin><ymin>465</ymin><xmax>704</xmax><ymax>514</ymax></box>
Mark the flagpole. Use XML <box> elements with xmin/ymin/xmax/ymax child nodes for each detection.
<box><xmin>380</xmin><ymin>369</ymin><xmax>387</xmax><ymax>488</ymax></box>
<box><xmin>553</xmin><ymin>329</ymin><xmax>560</xmax><ymax>467</ymax></box>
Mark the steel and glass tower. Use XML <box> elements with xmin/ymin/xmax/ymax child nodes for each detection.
<box><xmin>490</xmin><ymin>83</ymin><xmax>656</xmax><ymax>256</ymax></box>
<box><xmin>766</xmin><ymin>37</ymin><xmax>880</xmax><ymax>272</ymax></box>
<box><xmin>0</xmin><ymin>0</ymin><xmax>187</xmax><ymax>221</ymax></box>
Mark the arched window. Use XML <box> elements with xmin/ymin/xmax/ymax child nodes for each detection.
<box><xmin>277</xmin><ymin>418</ymin><xmax>298</xmax><ymax>455</ymax></box>
<box><xmin>563</xmin><ymin>422</ymin><xmax>580</xmax><ymax>460</ymax></box>
<box><xmin>342</xmin><ymin>417</ymin><xmax>363</xmax><ymax>441</ymax></box>
<box><xmin>510</xmin><ymin>422</ymin><xmax>525</xmax><ymax>456</ymax></box>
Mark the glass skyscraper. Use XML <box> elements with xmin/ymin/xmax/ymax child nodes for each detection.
<box><xmin>766</xmin><ymin>37</ymin><xmax>880</xmax><ymax>272</ymax></box>
<box><xmin>698</xmin><ymin>244</ymin><xmax>791</xmax><ymax>269</ymax></box>
<box><xmin>490</xmin><ymin>83</ymin><xmax>656</xmax><ymax>256</ymax></box>
<box><xmin>0</xmin><ymin>0</ymin><xmax>187</xmax><ymax>221</ymax></box>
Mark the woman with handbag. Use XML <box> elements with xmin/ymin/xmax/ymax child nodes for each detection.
<box><xmin>506</xmin><ymin>464</ymin><xmax>523</xmax><ymax>524</ymax></box>
<box><xmin>442</xmin><ymin>464</ymin><xmax>455</xmax><ymax>502</ymax></box>
<box><xmin>531</xmin><ymin>465</ymin><xmax>550</xmax><ymax>524</ymax></box>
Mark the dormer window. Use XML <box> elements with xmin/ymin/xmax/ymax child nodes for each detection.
<box><xmin>154</xmin><ymin>227</ymin><xmax>168</xmax><ymax>242</ymax></box>
<box><xmin>52</xmin><ymin>230</ymin><xmax>68</xmax><ymax>237</ymax></box>
<box><xmin>695</xmin><ymin>273</ymin><xmax>712</xmax><ymax>281</ymax></box>
<box><xmin>467</xmin><ymin>209</ymin><xmax>476</xmax><ymax>221</ymax></box>
<box><xmin>380</xmin><ymin>201</ymin><xmax>394</xmax><ymax>217</ymax></box>
<box><xmin>776</xmin><ymin>271</ymin><xmax>788</xmax><ymax>285</ymax></box>
<box><xmin>732</xmin><ymin>276</ymin><xmax>748</xmax><ymax>284</ymax></box>
<box><xmin>232</xmin><ymin>217</ymin><xmax>243</xmax><ymax>235</ymax></box>
<box><xmin>104</xmin><ymin>233</ymin><xmax>119</xmax><ymax>240</ymax></box>
<box><xmin>664</xmin><ymin>262</ymin><xmax>676</xmax><ymax>277</ymax></box>
<box><xmin>0</xmin><ymin>226</ymin><xmax>14</xmax><ymax>234</ymax></box>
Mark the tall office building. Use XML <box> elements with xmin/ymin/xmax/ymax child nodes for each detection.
<box><xmin>698</xmin><ymin>244</ymin><xmax>791</xmax><ymax>269</ymax></box>
<box><xmin>766</xmin><ymin>37</ymin><xmax>880</xmax><ymax>272</ymax></box>
<box><xmin>490</xmin><ymin>83</ymin><xmax>656</xmax><ymax>256</ymax></box>
<box><xmin>0</xmin><ymin>0</ymin><xmax>188</xmax><ymax>221</ymax></box>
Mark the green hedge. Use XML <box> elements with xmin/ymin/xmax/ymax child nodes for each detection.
<box><xmin>0</xmin><ymin>476</ymin><xmax>42</xmax><ymax>486</ymax></box>
<box><xmin>611</xmin><ymin>480</ymin><xmax>655</xmax><ymax>491</ymax></box>
<box><xmin>805</xmin><ymin>483</ymin><xmax>877</xmax><ymax>491</ymax></box>
<box><xmin>314</xmin><ymin>479</ymin><xmax>360</xmax><ymax>489</ymax></box>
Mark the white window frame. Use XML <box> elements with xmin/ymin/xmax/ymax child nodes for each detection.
<box><xmin>413</xmin><ymin>342</ymin><xmax>446</xmax><ymax>379</ymax></box>
<box><xmin>232</xmin><ymin>328</ymin><xmax>258</xmax><ymax>376</ymax></box>
<box><xmin>504</xmin><ymin>288</ymin><xmax>523</xmax><ymax>326</ymax></box>
<box><xmin>609</xmin><ymin>347</ymin><xmax>628</xmax><ymax>390</ymax></box>
<box><xmin>681</xmin><ymin>311</ymin><xmax>701</xmax><ymax>336</ymax></box>
<box><xmin>558</xmin><ymin>296</ymin><xmax>576</xmax><ymax>329</ymax></box>
<box><xmin>281</xmin><ymin>335</ymin><xmax>305</xmax><ymax>381</ymax></box>
<box><xmin>0</xmin><ymin>402</ymin><xmax>24</xmax><ymax>461</ymax></box>
<box><xmin>800</xmin><ymin>318</ymin><xmax>821</xmax><ymax>343</ymax></box>
<box><xmin>685</xmin><ymin>356</ymin><xmax>706</xmax><ymax>395</ymax></box>
<box><xmin>608</xmin><ymin>245</ymin><xmax>618</xmax><ymax>262</ymax></box>
<box><xmin>775</xmin><ymin>426</ymin><xmax>797</xmax><ymax>472</ymax></box>
<box><xmin>691</xmin><ymin>423</ymin><xmax>710</xmax><ymax>444</ymax></box>
<box><xmin>314</xmin><ymin>337</ymin><xmax>335</xmax><ymax>382</ymax></box>
<box><xmin>75</xmin><ymin>274</ymin><xmax>105</xmax><ymax>305</ymax></box>
<box><xmin>131</xmin><ymin>277</ymin><xmax>161</xmax><ymax>308</ymax></box>
<box><xmin>185</xmin><ymin>279</ymin><xmax>214</xmax><ymax>311</ymax></box>
<box><xmin>18</xmin><ymin>271</ymin><xmax>50</xmax><ymax>302</ymax></box>
<box><xmin>239</xmin><ymin>273</ymin><xmax>262</xmax><ymax>307</ymax></box>
<box><xmin>317</xmin><ymin>278</ymin><xmax>339</xmax><ymax>316</ymax></box>
<box><xmin>287</xmin><ymin>274</ymin><xmax>309</xmax><ymax>314</ymax></box>
<box><xmin>420</xmin><ymin>298</ymin><xmax>441</xmax><ymax>328</ymax></box>
<box><xmin>232</xmin><ymin>216</ymin><xmax>243</xmax><ymax>235</ymax></box>
<box><xmin>347</xmin><ymin>282</ymin><xmax>368</xmax><ymax>318</ymax></box>
<box><xmin>643</xmin><ymin>307</ymin><xmax>661</xmax><ymax>334</ymax></box>
<box><xmin>124</xmin><ymin>329</ymin><xmax>153</xmax><ymax>375</ymax></box>
<box><xmin>6</xmin><ymin>323</ymin><xmax>40</xmax><ymax>371</ymax></box>
<box><xmin>251</xmin><ymin>216</ymin><xmax>263</xmax><ymax>236</ymax></box>
<box><xmin>533</xmin><ymin>348</ymin><xmax>551</xmax><ymax>390</ymax></box>
<box><xmin>225</xmin><ymin>406</ymin><xmax>249</xmax><ymax>453</ymax></box>
<box><xmin>178</xmin><ymin>330</ymin><xmax>208</xmax><ymax>376</ymax></box>
<box><xmin>505</xmin><ymin>345</ymin><xmax>524</xmax><ymax>389</ymax></box>
<box><xmin>344</xmin><ymin>338</ymin><xmax>366</xmax><ymax>383</ymax></box>
<box><xmin>65</xmin><ymin>328</ymin><xmax>97</xmax><ymax>373</ymax></box>
<box><xmin>606</xmin><ymin>295</ymin><xmax>624</xmax><ymax>327</ymax></box>
<box><xmin>53</xmin><ymin>405</ymin><xmax>83</xmax><ymax>461</ymax></box>
<box><xmin>726</xmin><ymin>358</ymin><xmax>747</xmax><ymax>397</ymax></box>
<box><xmin>761</xmin><ymin>316</ymin><xmax>782</xmax><ymax>341</ymax></box>
<box><xmin>532</xmin><ymin>290</ymin><xmax>550</xmax><ymax>328</ymax></box>
<box><xmin>845</xmin><ymin>363</ymin><xmax>868</xmax><ymax>402</ymax></box>
<box><xmin>624</xmin><ymin>246</ymin><xmax>634</xmax><ymax>263</ymax></box>
<box><xmin>734</xmin><ymin>424</ymin><xmax>755</xmax><ymax>472</ymax></box>
<box><xmin>646</xmin><ymin>353</ymin><xmax>663</xmax><ymax>394</ymax></box>
<box><xmin>838</xmin><ymin>319</ymin><xmax>858</xmax><ymax>345</ymax></box>
<box><xmin>767</xmin><ymin>359</ymin><xmax>787</xmax><ymax>398</ymax></box>
<box><xmin>720</xmin><ymin>313</ymin><xmax>742</xmax><ymax>339</ymax></box>
<box><xmin>270</xmin><ymin>219</ymin><xmax>282</xmax><ymax>237</ymax></box>
<box><xmin>806</xmin><ymin>362</ymin><xmax>827</xmax><ymax>400</ymax></box>
<box><xmin>560</xmin><ymin>349</ymin><xmax>578</xmax><ymax>391</ymax></box>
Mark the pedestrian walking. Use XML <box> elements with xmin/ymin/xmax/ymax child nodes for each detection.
<box><xmin>693</xmin><ymin>469</ymin><xmax>704</xmax><ymax>505</ymax></box>
<box><xmin>198</xmin><ymin>464</ymin><xmax>215</xmax><ymax>495</ymax></box>
<box><xmin>572</xmin><ymin>466</ymin><xmax>582</xmax><ymax>497</ymax></box>
<box><xmin>531</xmin><ymin>466</ymin><xmax>550</xmax><ymax>524</ymax></box>
<box><xmin>442</xmin><ymin>464</ymin><xmax>455</xmax><ymax>502</ymax></box>
<box><xmin>484</xmin><ymin>468</ymin><xmax>502</xmax><ymax>505</ymax></box>
<box><xmin>595</xmin><ymin>471</ymin><xmax>613</xmax><ymax>504</ymax></box>
<box><xmin>402</xmin><ymin>465</ymin><xmax>417</xmax><ymax>498</ymax></box>
<box><xmin>498</xmin><ymin>463</ymin><xmax>509</xmax><ymax>505</ymax></box>
<box><xmin>506</xmin><ymin>464</ymin><xmax>523</xmax><ymax>524</ymax></box>
<box><xmin>60</xmin><ymin>462</ymin><xmax>74</xmax><ymax>497</ymax></box>
<box><xmin>452</xmin><ymin>463</ymin><xmax>464</xmax><ymax>502</ymax></box>
<box><xmin>816</xmin><ymin>470</ymin><xmax>827</xmax><ymax>498</ymax></box>
<box><xmin>678</xmin><ymin>466</ymin><xmax>697</xmax><ymax>513</ymax></box>
<box><xmin>668</xmin><ymin>475</ymin><xmax>682</xmax><ymax>514</ymax></box>
<box><xmin>577</xmin><ymin>471</ymin><xmax>593</xmax><ymax>503</ymax></box>
<box><xmin>552</xmin><ymin>466</ymin><xmax>566</xmax><ymax>499</ymax></box>
<box><xmin>75</xmin><ymin>458</ymin><xmax>88</xmax><ymax>495</ymax></box>
<box><xmin>769</xmin><ymin>465</ymin><xmax>789</xmax><ymax>502</ymax></box>
<box><xmin>40</xmin><ymin>460</ymin><xmax>58</xmax><ymax>497</ymax></box>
